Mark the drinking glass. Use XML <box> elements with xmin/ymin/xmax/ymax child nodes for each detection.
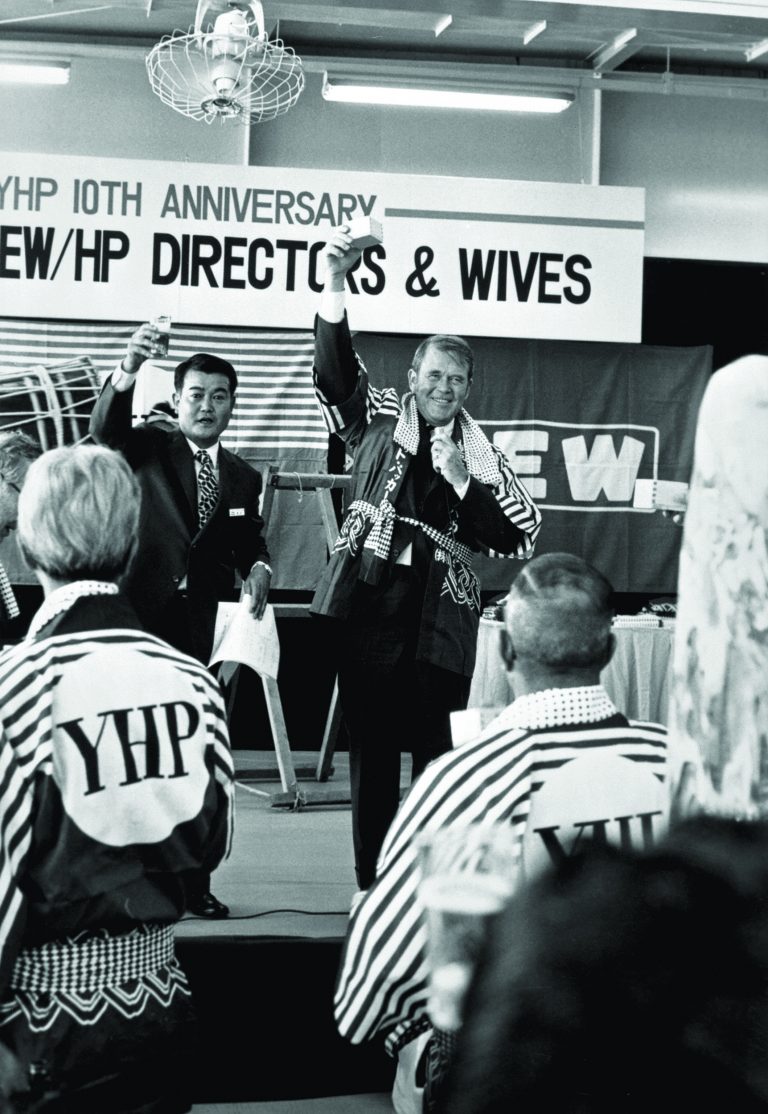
<box><xmin>150</xmin><ymin>314</ymin><xmax>171</xmax><ymax>357</ymax></box>
<box><xmin>418</xmin><ymin>825</ymin><xmax>517</xmax><ymax>1033</ymax></box>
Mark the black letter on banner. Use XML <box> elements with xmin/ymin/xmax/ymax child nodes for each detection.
<box><xmin>101</xmin><ymin>231</ymin><xmax>129</xmax><ymax>282</ymax></box>
<box><xmin>509</xmin><ymin>252</ymin><xmax>539</xmax><ymax>302</ymax></box>
<box><xmin>248</xmin><ymin>238</ymin><xmax>274</xmax><ymax>289</ymax></box>
<box><xmin>223</xmin><ymin>236</ymin><xmax>247</xmax><ymax>289</ymax></box>
<box><xmin>23</xmin><ymin>226</ymin><xmax>55</xmax><ymax>278</ymax></box>
<box><xmin>308</xmin><ymin>241</ymin><xmax>325</xmax><ymax>293</ymax></box>
<box><xmin>538</xmin><ymin>252</ymin><xmax>563</xmax><ymax>304</ymax></box>
<box><xmin>191</xmin><ymin>236</ymin><xmax>221</xmax><ymax>288</ymax></box>
<box><xmin>458</xmin><ymin>248</ymin><xmax>495</xmax><ymax>301</ymax></box>
<box><xmin>153</xmin><ymin>233</ymin><xmax>180</xmax><ymax>284</ymax></box>
<box><xmin>276</xmin><ymin>239</ymin><xmax>307</xmax><ymax>291</ymax></box>
<box><xmin>0</xmin><ymin>226</ymin><xmax>22</xmax><ymax>278</ymax></box>
<box><xmin>360</xmin><ymin>244</ymin><xmax>386</xmax><ymax>295</ymax></box>
<box><xmin>564</xmin><ymin>254</ymin><xmax>592</xmax><ymax>304</ymax></box>
<box><xmin>74</xmin><ymin>229</ymin><xmax>101</xmax><ymax>282</ymax></box>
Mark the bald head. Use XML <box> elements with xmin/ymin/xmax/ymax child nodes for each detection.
<box><xmin>504</xmin><ymin>553</ymin><xmax>614</xmax><ymax>677</ymax></box>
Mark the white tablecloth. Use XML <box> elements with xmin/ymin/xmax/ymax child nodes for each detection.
<box><xmin>468</xmin><ymin>619</ymin><xmax>673</xmax><ymax>725</ymax></box>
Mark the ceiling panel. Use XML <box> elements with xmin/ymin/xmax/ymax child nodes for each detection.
<box><xmin>0</xmin><ymin>0</ymin><xmax>766</xmax><ymax>90</ymax></box>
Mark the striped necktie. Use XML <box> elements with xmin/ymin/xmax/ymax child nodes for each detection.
<box><xmin>195</xmin><ymin>449</ymin><xmax>219</xmax><ymax>527</ymax></box>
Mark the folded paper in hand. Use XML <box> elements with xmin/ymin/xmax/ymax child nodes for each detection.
<box><xmin>209</xmin><ymin>598</ymin><xmax>280</xmax><ymax>680</ymax></box>
<box><xmin>347</xmin><ymin>215</ymin><xmax>383</xmax><ymax>248</ymax></box>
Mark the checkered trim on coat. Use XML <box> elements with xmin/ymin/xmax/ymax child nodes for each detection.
<box><xmin>10</xmin><ymin>924</ymin><xmax>176</xmax><ymax>993</ymax></box>
<box><xmin>394</xmin><ymin>394</ymin><xmax>502</xmax><ymax>487</ymax></box>
<box><xmin>345</xmin><ymin>498</ymin><xmax>475</xmax><ymax>567</ymax></box>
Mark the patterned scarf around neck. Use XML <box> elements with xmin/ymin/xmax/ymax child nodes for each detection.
<box><xmin>393</xmin><ymin>393</ymin><xmax>502</xmax><ymax>487</ymax></box>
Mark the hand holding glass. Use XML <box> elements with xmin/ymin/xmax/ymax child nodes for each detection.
<box><xmin>150</xmin><ymin>314</ymin><xmax>171</xmax><ymax>358</ymax></box>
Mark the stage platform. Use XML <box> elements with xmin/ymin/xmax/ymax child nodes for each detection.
<box><xmin>175</xmin><ymin>751</ymin><xmax>404</xmax><ymax>1106</ymax></box>
<box><xmin>192</xmin><ymin>1097</ymin><xmax>392</xmax><ymax>1113</ymax></box>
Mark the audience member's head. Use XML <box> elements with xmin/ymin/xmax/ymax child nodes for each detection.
<box><xmin>0</xmin><ymin>429</ymin><xmax>42</xmax><ymax>541</ymax></box>
<box><xmin>439</xmin><ymin>815</ymin><xmax>768</xmax><ymax>1114</ymax></box>
<box><xmin>502</xmin><ymin>552</ymin><xmax>615</xmax><ymax>690</ymax></box>
<box><xmin>18</xmin><ymin>445</ymin><xmax>140</xmax><ymax>589</ymax></box>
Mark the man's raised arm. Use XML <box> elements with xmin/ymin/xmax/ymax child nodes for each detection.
<box><xmin>90</xmin><ymin>322</ymin><xmax>162</xmax><ymax>449</ymax></box>
<box><xmin>314</xmin><ymin>226</ymin><xmax>364</xmax><ymax>407</ymax></box>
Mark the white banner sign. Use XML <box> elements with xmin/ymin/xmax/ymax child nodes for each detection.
<box><xmin>0</xmin><ymin>153</ymin><xmax>644</xmax><ymax>342</ymax></box>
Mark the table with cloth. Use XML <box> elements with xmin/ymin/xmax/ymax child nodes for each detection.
<box><xmin>467</xmin><ymin>618</ymin><xmax>673</xmax><ymax>725</ymax></box>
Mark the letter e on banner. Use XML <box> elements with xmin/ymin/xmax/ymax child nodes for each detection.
<box><xmin>492</xmin><ymin>428</ymin><xmax>549</xmax><ymax>500</ymax></box>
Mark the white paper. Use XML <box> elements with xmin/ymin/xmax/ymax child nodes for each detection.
<box><xmin>208</xmin><ymin>599</ymin><xmax>280</xmax><ymax>680</ymax></box>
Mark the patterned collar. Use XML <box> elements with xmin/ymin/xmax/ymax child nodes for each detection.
<box><xmin>498</xmin><ymin>685</ymin><xmax>620</xmax><ymax>731</ymax></box>
<box><xmin>26</xmin><ymin>580</ymin><xmax>120</xmax><ymax>641</ymax></box>
<box><xmin>393</xmin><ymin>393</ymin><xmax>501</xmax><ymax>486</ymax></box>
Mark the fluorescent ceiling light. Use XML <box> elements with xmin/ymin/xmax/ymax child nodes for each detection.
<box><xmin>0</xmin><ymin>61</ymin><xmax>70</xmax><ymax>86</ymax></box>
<box><xmin>322</xmin><ymin>77</ymin><xmax>573</xmax><ymax>114</ymax></box>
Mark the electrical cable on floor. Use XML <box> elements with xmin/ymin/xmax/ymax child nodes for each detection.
<box><xmin>200</xmin><ymin>781</ymin><xmax>352</xmax><ymax>921</ymax></box>
<box><xmin>234</xmin><ymin>780</ymin><xmax>272</xmax><ymax>797</ymax></box>
<box><xmin>182</xmin><ymin>908</ymin><xmax>350</xmax><ymax>921</ymax></box>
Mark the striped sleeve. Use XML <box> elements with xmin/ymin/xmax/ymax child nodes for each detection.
<box><xmin>315</xmin><ymin>355</ymin><xmax>401</xmax><ymax>443</ymax></box>
<box><xmin>200</xmin><ymin>669</ymin><xmax>236</xmax><ymax>857</ymax></box>
<box><xmin>334</xmin><ymin>725</ymin><xmax>533</xmax><ymax>1051</ymax></box>
<box><xmin>334</xmin><ymin>718</ymin><xmax>668</xmax><ymax>1052</ymax></box>
<box><xmin>0</xmin><ymin>644</ymin><xmax>56</xmax><ymax>991</ymax></box>
<box><xmin>0</xmin><ymin>734</ymin><xmax>36</xmax><ymax>990</ymax></box>
<box><xmin>485</xmin><ymin>444</ymin><xmax>542</xmax><ymax>559</ymax></box>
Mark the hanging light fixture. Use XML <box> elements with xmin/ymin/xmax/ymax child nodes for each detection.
<box><xmin>146</xmin><ymin>1</ymin><xmax>305</xmax><ymax>125</ymax></box>
<box><xmin>0</xmin><ymin>60</ymin><xmax>70</xmax><ymax>85</ymax></box>
<box><xmin>322</xmin><ymin>73</ymin><xmax>573</xmax><ymax>114</ymax></box>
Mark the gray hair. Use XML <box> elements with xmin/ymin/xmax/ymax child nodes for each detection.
<box><xmin>506</xmin><ymin>552</ymin><xmax>614</xmax><ymax>671</ymax></box>
<box><xmin>411</xmin><ymin>334</ymin><xmax>474</xmax><ymax>381</ymax></box>
<box><xmin>0</xmin><ymin>430</ymin><xmax>42</xmax><ymax>487</ymax></box>
<box><xmin>18</xmin><ymin>445</ymin><xmax>140</xmax><ymax>583</ymax></box>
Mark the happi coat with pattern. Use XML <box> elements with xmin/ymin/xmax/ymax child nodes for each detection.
<box><xmin>334</xmin><ymin>686</ymin><xmax>668</xmax><ymax>1055</ymax></box>
<box><xmin>310</xmin><ymin>314</ymin><xmax>542</xmax><ymax>677</ymax></box>
<box><xmin>0</xmin><ymin>588</ymin><xmax>233</xmax><ymax>1014</ymax></box>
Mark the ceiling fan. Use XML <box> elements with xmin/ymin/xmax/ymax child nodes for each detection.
<box><xmin>145</xmin><ymin>1</ymin><xmax>305</xmax><ymax>124</ymax></box>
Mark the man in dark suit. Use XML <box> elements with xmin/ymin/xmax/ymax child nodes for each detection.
<box><xmin>90</xmin><ymin>324</ymin><xmax>272</xmax><ymax>918</ymax></box>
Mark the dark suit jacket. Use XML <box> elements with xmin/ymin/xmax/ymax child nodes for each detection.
<box><xmin>90</xmin><ymin>380</ymin><xmax>269</xmax><ymax>662</ymax></box>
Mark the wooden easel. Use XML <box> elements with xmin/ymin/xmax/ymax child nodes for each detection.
<box><xmin>221</xmin><ymin>658</ymin><xmax>300</xmax><ymax>798</ymax></box>
<box><xmin>258</xmin><ymin>469</ymin><xmax>351</xmax><ymax>807</ymax></box>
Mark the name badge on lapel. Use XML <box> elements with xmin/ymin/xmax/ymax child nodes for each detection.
<box><xmin>229</xmin><ymin>508</ymin><xmax>245</xmax><ymax>517</ymax></box>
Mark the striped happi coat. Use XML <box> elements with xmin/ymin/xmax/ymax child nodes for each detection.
<box><xmin>0</xmin><ymin>589</ymin><xmax>233</xmax><ymax>1100</ymax></box>
<box><xmin>334</xmin><ymin>686</ymin><xmax>667</xmax><ymax>1054</ymax></box>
